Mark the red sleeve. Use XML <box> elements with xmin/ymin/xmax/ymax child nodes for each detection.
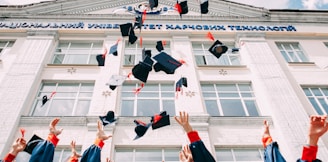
<box><xmin>187</xmin><ymin>131</ymin><xmax>201</xmax><ymax>143</ymax></box>
<box><xmin>262</xmin><ymin>136</ymin><xmax>273</xmax><ymax>148</ymax></box>
<box><xmin>94</xmin><ymin>138</ymin><xmax>105</xmax><ymax>149</ymax></box>
<box><xmin>3</xmin><ymin>153</ymin><xmax>16</xmax><ymax>162</ymax></box>
<box><xmin>301</xmin><ymin>145</ymin><xmax>318</xmax><ymax>162</ymax></box>
<box><xmin>47</xmin><ymin>134</ymin><xmax>59</xmax><ymax>147</ymax></box>
<box><xmin>68</xmin><ymin>156</ymin><xmax>79</xmax><ymax>162</ymax></box>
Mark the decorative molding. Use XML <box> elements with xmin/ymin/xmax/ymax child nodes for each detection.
<box><xmin>102</xmin><ymin>90</ymin><xmax>111</xmax><ymax>97</ymax></box>
<box><xmin>219</xmin><ymin>69</ymin><xmax>227</xmax><ymax>75</ymax></box>
<box><xmin>67</xmin><ymin>67</ymin><xmax>76</xmax><ymax>74</ymax></box>
<box><xmin>185</xmin><ymin>91</ymin><xmax>196</xmax><ymax>97</ymax></box>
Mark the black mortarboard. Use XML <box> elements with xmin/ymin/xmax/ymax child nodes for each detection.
<box><xmin>151</xmin><ymin>111</ymin><xmax>170</xmax><ymax>130</ymax></box>
<box><xmin>200</xmin><ymin>0</ymin><xmax>209</xmax><ymax>14</ymax></box>
<box><xmin>176</xmin><ymin>0</ymin><xmax>188</xmax><ymax>16</ymax></box>
<box><xmin>109</xmin><ymin>43</ymin><xmax>118</xmax><ymax>56</ymax></box>
<box><xmin>156</xmin><ymin>41</ymin><xmax>164</xmax><ymax>52</ymax></box>
<box><xmin>107</xmin><ymin>75</ymin><xmax>127</xmax><ymax>90</ymax></box>
<box><xmin>134</xmin><ymin>120</ymin><xmax>151</xmax><ymax>140</ymax></box>
<box><xmin>142</xmin><ymin>48</ymin><xmax>152</xmax><ymax>60</ymax></box>
<box><xmin>96</xmin><ymin>54</ymin><xmax>105</xmax><ymax>66</ymax></box>
<box><xmin>132</xmin><ymin>56</ymin><xmax>154</xmax><ymax>83</ymax></box>
<box><xmin>42</xmin><ymin>95</ymin><xmax>48</xmax><ymax>106</ymax></box>
<box><xmin>149</xmin><ymin>0</ymin><xmax>158</xmax><ymax>10</ymax></box>
<box><xmin>99</xmin><ymin>111</ymin><xmax>116</xmax><ymax>126</ymax></box>
<box><xmin>208</xmin><ymin>40</ymin><xmax>228</xmax><ymax>59</ymax></box>
<box><xmin>24</xmin><ymin>134</ymin><xmax>44</xmax><ymax>154</ymax></box>
<box><xmin>176</xmin><ymin>77</ymin><xmax>187</xmax><ymax>92</ymax></box>
<box><xmin>129</xmin><ymin>29</ymin><xmax>138</xmax><ymax>45</ymax></box>
<box><xmin>232</xmin><ymin>48</ymin><xmax>239</xmax><ymax>53</ymax></box>
<box><xmin>119</xmin><ymin>23</ymin><xmax>133</xmax><ymax>37</ymax></box>
<box><xmin>134</xmin><ymin>15</ymin><xmax>143</xmax><ymax>30</ymax></box>
<box><xmin>153</xmin><ymin>52</ymin><xmax>182</xmax><ymax>74</ymax></box>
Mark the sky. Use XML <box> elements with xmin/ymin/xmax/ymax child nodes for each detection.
<box><xmin>0</xmin><ymin>0</ymin><xmax>328</xmax><ymax>10</ymax></box>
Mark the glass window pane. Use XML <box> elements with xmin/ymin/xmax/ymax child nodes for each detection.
<box><xmin>80</xmin><ymin>83</ymin><xmax>95</xmax><ymax>91</ymax></box>
<box><xmin>164</xmin><ymin>149</ymin><xmax>180</xmax><ymax>161</ymax></box>
<box><xmin>138</xmin><ymin>92</ymin><xmax>159</xmax><ymax>97</ymax></box>
<box><xmin>48</xmin><ymin>99</ymin><xmax>74</xmax><ymax>116</ymax></box>
<box><xmin>238</xmin><ymin>84</ymin><xmax>251</xmax><ymax>91</ymax></box>
<box><xmin>79</xmin><ymin>92</ymin><xmax>93</xmax><ymax>97</ymax></box>
<box><xmin>245</xmin><ymin>100</ymin><xmax>259</xmax><ymax>116</ymax></box>
<box><xmin>124</xmin><ymin>55</ymin><xmax>135</xmax><ymax>65</ymax></box>
<box><xmin>122</xmin><ymin>84</ymin><xmax>136</xmax><ymax>91</ymax></box>
<box><xmin>216</xmin><ymin>149</ymin><xmax>233</xmax><ymax>161</ymax></box>
<box><xmin>122</xmin><ymin>92</ymin><xmax>135</xmax><ymax>97</ymax></box>
<box><xmin>137</xmin><ymin>100</ymin><xmax>159</xmax><ymax>116</ymax></box>
<box><xmin>297</xmin><ymin>51</ymin><xmax>308</xmax><ymax>62</ymax></box>
<box><xmin>57</xmin><ymin>83</ymin><xmax>79</xmax><ymax>92</ymax></box>
<box><xmin>218</xmin><ymin>92</ymin><xmax>240</xmax><ymax>97</ymax></box>
<box><xmin>89</xmin><ymin>55</ymin><xmax>98</xmax><ymax>64</ymax></box>
<box><xmin>321</xmin><ymin>88</ymin><xmax>328</xmax><ymax>96</ymax></box>
<box><xmin>195</xmin><ymin>56</ymin><xmax>206</xmax><ymax>65</ymax></box>
<box><xmin>32</xmin><ymin>101</ymin><xmax>47</xmax><ymax>116</ymax></box>
<box><xmin>121</xmin><ymin>100</ymin><xmax>134</xmax><ymax>116</ymax></box>
<box><xmin>221</xmin><ymin>99</ymin><xmax>245</xmax><ymax>116</ymax></box>
<box><xmin>55</xmin><ymin>92</ymin><xmax>77</xmax><ymax>97</ymax></box>
<box><xmin>201</xmin><ymin>84</ymin><xmax>215</xmax><ymax>91</ymax></box>
<box><xmin>142</xmin><ymin>84</ymin><xmax>158</xmax><ymax>91</ymax></box>
<box><xmin>281</xmin><ymin>51</ymin><xmax>290</xmax><ymax>62</ymax></box>
<box><xmin>241</xmin><ymin>93</ymin><xmax>253</xmax><ymax>97</ymax></box>
<box><xmin>161</xmin><ymin>84</ymin><xmax>174</xmax><ymax>91</ymax></box>
<box><xmin>216</xmin><ymin>84</ymin><xmax>237</xmax><ymax>91</ymax></box>
<box><xmin>115</xmin><ymin>149</ymin><xmax>134</xmax><ymax>162</ymax></box>
<box><xmin>303</xmin><ymin>88</ymin><xmax>312</xmax><ymax>96</ymax></box>
<box><xmin>234</xmin><ymin>149</ymin><xmax>262</xmax><ymax>161</ymax></box>
<box><xmin>53</xmin><ymin>150</ymin><xmax>62</xmax><ymax>162</ymax></box>
<box><xmin>135</xmin><ymin>149</ymin><xmax>162</xmax><ymax>161</ymax></box>
<box><xmin>75</xmin><ymin>100</ymin><xmax>90</xmax><ymax>115</ymax></box>
<box><xmin>41</xmin><ymin>83</ymin><xmax>57</xmax><ymax>91</ymax></box>
<box><xmin>163</xmin><ymin>100</ymin><xmax>175</xmax><ymax>116</ymax></box>
<box><xmin>162</xmin><ymin>92</ymin><xmax>175</xmax><ymax>97</ymax></box>
<box><xmin>205</xmin><ymin>100</ymin><xmax>220</xmax><ymax>116</ymax></box>
<box><xmin>311</xmin><ymin>88</ymin><xmax>323</xmax><ymax>96</ymax></box>
<box><xmin>64</xmin><ymin>55</ymin><xmax>88</xmax><ymax>64</ymax></box>
<box><xmin>203</xmin><ymin>92</ymin><xmax>216</xmax><ymax>97</ymax></box>
<box><xmin>318</xmin><ymin>98</ymin><xmax>328</xmax><ymax>114</ymax></box>
<box><xmin>309</xmin><ymin>98</ymin><xmax>324</xmax><ymax>115</ymax></box>
<box><xmin>53</xmin><ymin>55</ymin><xmax>64</xmax><ymax>64</ymax></box>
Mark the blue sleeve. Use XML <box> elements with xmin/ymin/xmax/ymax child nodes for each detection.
<box><xmin>264</xmin><ymin>142</ymin><xmax>286</xmax><ymax>162</ymax></box>
<box><xmin>80</xmin><ymin>144</ymin><xmax>102</xmax><ymax>162</ymax></box>
<box><xmin>189</xmin><ymin>140</ymin><xmax>216</xmax><ymax>162</ymax></box>
<box><xmin>29</xmin><ymin>140</ymin><xmax>55</xmax><ymax>162</ymax></box>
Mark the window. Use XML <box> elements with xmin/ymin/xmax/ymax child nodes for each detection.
<box><xmin>121</xmin><ymin>83</ymin><xmax>175</xmax><ymax>116</ymax></box>
<box><xmin>15</xmin><ymin>146</ymin><xmax>81</xmax><ymax>162</ymax></box>
<box><xmin>52</xmin><ymin>41</ymin><xmax>103</xmax><ymax>64</ymax></box>
<box><xmin>303</xmin><ymin>87</ymin><xmax>328</xmax><ymax>115</ymax></box>
<box><xmin>114</xmin><ymin>148</ymin><xmax>180</xmax><ymax>162</ymax></box>
<box><xmin>192</xmin><ymin>42</ymin><xmax>240</xmax><ymax>66</ymax></box>
<box><xmin>124</xmin><ymin>41</ymin><xmax>170</xmax><ymax>65</ymax></box>
<box><xmin>216</xmin><ymin>148</ymin><xmax>263</xmax><ymax>162</ymax></box>
<box><xmin>31</xmin><ymin>82</ymin><xmax>94</xmax><ymax>116</ymax></box>
<box><xmin>0</xmin><ymin>40</ymin><xmax>15</xmax><ymax>58</ymax></box>
<box><xmin>324</xmin><ymin>42</ymin><xmax>328</xmax><ymax>48</ymax></box>
<box><xmin>276</xmin><ymin>42</ymin><xmax>309</xmax><ymax>62</ymax></box>
<box><xmin>201</xmin><ymin>83</ymin><xmax>259</xmax><ymax>116</ymax></box>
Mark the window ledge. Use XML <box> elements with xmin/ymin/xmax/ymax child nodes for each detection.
<box><xmin>46</xmin><ymin>64</ymin><xmax>99</xmax><ymax>67</ymax></box>
<box><xmin>287</xmin><ymin>62</ymin><xmax>315</xmax><ymax>66</ymax></box>
<box><xmin>197</xmin><ymin>65</ymin><xmax>248</xmax><ymax>69</ymax></box>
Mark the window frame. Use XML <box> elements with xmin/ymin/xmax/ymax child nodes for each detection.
<box><xmin>120</xmin><ymin>83</ymin><xmax>176</xmax><ymax>116</ymax></box>
<box><xmin>302</xmin><ymin>87</ymin><xmax>328</xmax><ymax>115</ymax></box>
<box><xmin>201</xmin><ymin>83</ymin><xmax>260</xmax><ymax>117</ymax></box>
<box><xmin>215</xmin><ymin>147</ymin><xmax>264</xmax><ymax>162</ymax></box>
<box><xmin>0</xmin><ymin>40</ymin><xmax>15</xmax><ymax>58</ymax></box>
<box><xmin>51</xmin><ymin>41</ymin><xmax>104</xmax><ymax>65</ymax></box>
<box><xmin>192</xmin><ymin>41</ymin><xmax>240</xmax><ymax>66</ymax></box>
<box><xmin>276</xmin><ymin>42</ymin><xmax>309</xmax><ymax>63</ymax></box>
<box><xmin>30</xmin><ymin>81</ymin><xmax>94</xmax><ymax>116</ymax></box>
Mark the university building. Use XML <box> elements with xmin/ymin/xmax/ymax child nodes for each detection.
<box><xmin>0</xmin><ymin>0</ymin><xmax>328</xmax><ymax>161</ymax></box>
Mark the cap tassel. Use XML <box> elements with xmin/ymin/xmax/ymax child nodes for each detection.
<box><xmin>179</xmin><ymin>59</ymin><xmax>186</xmax><ymax>64</ymax></box>
<box><xmin>116</xmin><ymin>38</ymin><xmax>121</xmax><ymax>44</ymax></box>
<box><xmin>127</xmin><ymin>72</ymin><xmax>132</xmax><ymax>79</ymax></box>
<box><xmin>175</xmin><ymin>1</ymin><xmax>182</xmax><ymax>14</ymax></box>
<box><xmin>207</xmin><ymin>32</ymin><xmax>215</xmax><ymax>41</ymax></box>
<box><xmin>102</xmin><ymin>48</ymin><xmax>108</xmax><ymax>59</ymax></box>
<box><xmin>139</xmin><ymin>37</ymin><xmax>143</xmax><ymax>47</ymax></box>
<box><xmin>20</xmin><ymin>128</ymin><xmax>25</xmax><ymax>138</ymax></box>
<box><xmin>142</xmin><ymin>10</ymin><xmax>147</xmax><ymax>23</ymax></box>
<box><xmin>168</xmin><ymin>60</ymin><xmax>182</xmax><ymax>66</ymax></box>
<box><xmin>49</xmin><ymin>91</ymin><xmax>56</xmax><ymax>98</ymax></box>
<box><xmin>162</xmin><ymin>40</ymin><xmax>167</xmax><ymax>46</ymax></box>
<box><xmin>153</xmin><ymin>114</ymin><xmax>162</xmax><ymax>123</ymax></box>
<box><xmin>134</xmin><ymin>83</ymin><xmax>145</xmax><ymax>94</ymax></box>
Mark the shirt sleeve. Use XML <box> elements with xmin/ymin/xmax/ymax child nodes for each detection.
<box><xmin>187</xmin><ymin>131</ymin><xmax>201</xmax><ymax>143</ymax></box>
<box><xmin>68</xmin><ymin>156</ymin><xmax>79</xmax><ymax>162</ymax></box>
<box><xmin>3</xmin><ymin>153</ymin><xmax>16</xmax><ymax>162</ymax></box>
<box><xmin>301</xmin><ymin>145</ymin><xmax>318</xmax><ymax>162</ymax></box>
<box><xmin>47</xmin><ymin>134</ymin><xmax>59</xmax><ymax>147</ymax></box>
<box><xmin>262</xmin><ymin>136</ymin><xmax>273</xmax><ymax>148</ymax></box>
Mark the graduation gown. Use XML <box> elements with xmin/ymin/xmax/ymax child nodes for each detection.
<box><xmin>187</xmin><ymin>131</ymin><xmax>216</xmax><ymax>162</ymax></box>
<box><xmin>296</xmin><ymin>145</ymin><xmax>322</xmax><ymax>162</ymax></box>
<box><xmin>80</xmin><ymin>138</ymin><xmax>104</xmax><ymax>162</ymax></box>
<box><xmin>263</xmin><ymin>142</ymin><xmax>286</xmax><ymax>162</ymax></box>
<box><xmin>29</xmin><ymin>134</ymin><xmax>59</xmax><ymax>162</ymax></box>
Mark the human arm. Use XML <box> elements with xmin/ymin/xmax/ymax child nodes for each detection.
<box><xmin>174</xmin><ymin>111</ymin><xmax>200</xmax><ymax>143</ymax></box>
<box><xmin>179</xmin><ymin>145</ymin><xmax>193</xmax><ymax>162</ymax></box>
<box><xmin>94</xmin><ymin>120</ymin><xmax>112</xmax><ymax>149</ymax></box>
<box><xmin>301</xmin><ymin>115</ymin><xmax>328</xmax><ymax>162</ymax></box>
<box><xmin>47</xmin><ymin>118</ymin><xmax>63</xmax><ymax>147</ymax></box>
<box><xmin>2</xmin><ymin>138</ymin><xmax>26</xmax><ymax>162</ymax></box>
<box><xmin>262</xmin><ymin>120</ymin><xmax>273</xmax><ymax>148</ymax></box>
<box><xmin>67</xmin><ymin>141</ymin><xmax>81</xmax><ymax>162</ymax></box>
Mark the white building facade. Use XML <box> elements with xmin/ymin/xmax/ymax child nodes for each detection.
<box><xmin>0</xmin><ymin>0</ymin><xmax>328</xmax><ymax>161</ymax></box>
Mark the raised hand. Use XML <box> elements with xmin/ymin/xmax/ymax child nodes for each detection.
<box><xmin>179</xmin><ymin>145</ymin><xmax>193</xmax><ymax>162</ymax></box>
<box><xmin>10</xmin><ymin>138</ymin><xmax>27</xmax><ymax>156</ymax></box>
<box><xmin>70</xmin><ymin>141</ymin><xmax>82</xmax><ymax>158</ymax></box>
<box><xmin>49</xmin><ymin>118</ymin><xmax>63</xmax><ymax>136</ymax></box>
<box><xmin>174</xmin><ymin>111</ymin><xmax>193</xmax><ymax>133</ymax></box>
<box><xmin>97</xmin><ymin>120</ymin><xmax>112</xmax><ymax>141</ymax></box>
<box><xmin>262</xmin><ymin>120</ymin><xmax>271</xmax><ymax>138</ymax></box>
<box><xmin>308</xmin><ymin>115</ymin><xmax>328</xmax><ymax>146</ymax></box>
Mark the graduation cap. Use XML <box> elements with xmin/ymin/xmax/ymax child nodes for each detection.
<box><xmin>134</xmin><ymin>15</ymin><xmax>143</xmax><ymax>30</ymax></box>
<box><xmin>156</xmin><ymin>41</ymin><xmax>165</xmax><ymax>52</ymax></box>
<box><xmin>149</xmin><ymin>0</ymin><xmax>158</xmax><ymax>10</ymax></box>
<box><xmin>153</xmin><ymin>52</ymin><xmax>182</xmax><ymax>74</ymax></box>
<box><xmin>132</xmin><ymin>56</ymin><xmax>154</xmax><ymax>83</ymax></box>
<box><xmin>208</xmin><ymin>40</ymin><xmax>228</xmax><ymax>59</ymax></box>
<box><xmin>119</xmin><ymin>23</ymin><xmax>133</xmax><ymax>37</ymax></box>
<box><xmin>200</xmin><ymin>0</ymin><xmax>209</xmax><ymax>14</ymax></box>
<box><xmin>231</xmin><ymin>48</ymin><xmax>239</xmax><ymax>53</ymax></box>
<box><xmin>99</xmin><ymin>111</ymin><xmax>116</xmax><ymax>126</ymax></box>
<box><xmin>151</xmin><ymin>111</ymin><xmax>170</xmax><ymax>130</ymax></box>
<box><xmin>175</xmin><ymin>0</ymin><xmax>188</xmax><ymax>17</ymax></box>
<box><xmin>176</xmin><ymin>77</ymin><xmax>187</xmax><ymax>92</ymax></box>
<box><xmin>142</xmin><ymin>48</ymin><xmax>152</xmax><ymax>60</ymax></box>
<box><xmin>41</xmin><ymin>92</ymin><xmax>56</xmax><ymax>107</ymax></box>
<box><xmin>129</xmin><ymin>29</ymin><xmax>138</xmax><ymax>45</ymax></box>
<box><xmin>109</xmin><ymin>43</ymin><xmax>118</xmax><ymax>56</ymax></box>
<box><xmin>24</xmin><ymin>134</ymin><xmax>44</xmax><ymax>154</ymax></box>
<box><xmin>134</xmin><ymin>120</ymin><xmax>151</xmax><ymax>140</ymax></box>
<box><xmin>107</xmin><ymin>75</ymin><xmax>127</xmax><ymax>90</ymax></box>
<box><xmin>96</xmin><ymin>55</ymin><xmax>105</xmax><ymax>66</ymax></box>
